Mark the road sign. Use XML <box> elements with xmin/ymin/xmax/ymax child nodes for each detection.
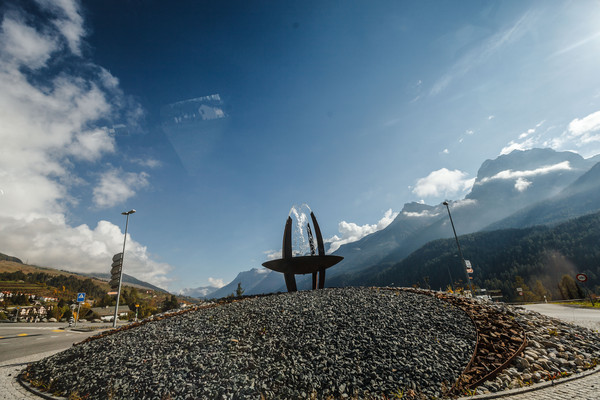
<box><xmin>77</xmin><ymin>293</ymin><xmax>85</xmax><ymax>302</ymax></box>
<box><xmin>110</xmin><ymin>252</ymin><xmax>124</xmax><ymax>290</ymax></box>
<box><xmin>576</xmin><ymin>273</ymin><xmax>588</xmax><ymax>283</ymax></box>
<box><xmin>464</xmin><ymin>260</ymin><xmax>472</xmax><ymax>269</ymax></box>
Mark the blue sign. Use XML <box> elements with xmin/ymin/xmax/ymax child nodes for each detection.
<box><xmin>77</xmin><ymin>292</ymin><xmax>86</xmax><ymax>303</ymax></box>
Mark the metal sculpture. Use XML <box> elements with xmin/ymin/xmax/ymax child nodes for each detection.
<box><xmin>262</xmin><ymin>211</ymin><xmax>343</xmax><ymax>292</ymax></box>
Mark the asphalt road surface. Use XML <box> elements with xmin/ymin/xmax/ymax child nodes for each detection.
<box><xmin>0</xmin><ymin>323</ymin><xmax>109</xmax><ymax>363</ymax></box>
<box><xmin>522</xmin><ymin>303</ymin><xmax>600</xmax><ymax>331</ymax></box>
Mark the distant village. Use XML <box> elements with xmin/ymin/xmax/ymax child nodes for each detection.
<box><xmin>1</xmin><ymin>289</ymin><xmax>191</xmax><ymax>323</ymax></box>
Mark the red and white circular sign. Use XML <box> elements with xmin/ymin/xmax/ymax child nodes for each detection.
<box><xmin>576</xmin><ymin>273</ymin><xmax>588</xmax><ymax>283</ymax></box>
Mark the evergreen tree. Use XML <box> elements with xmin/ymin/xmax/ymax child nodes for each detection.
<box><xmin>235</xmin><ymin>282</ymin><xmax>245</xmax><ymax>297</ymax></box>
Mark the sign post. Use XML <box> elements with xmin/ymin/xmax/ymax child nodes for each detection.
<box><xmin>576</xmin><ymin>273</ymin><xmax>594</xmax><ymax>306</ymax></box>
<box><xmin>75</xmin><ymin>293</ymin><xmax>85</xmax><ymax>327</ymax></box>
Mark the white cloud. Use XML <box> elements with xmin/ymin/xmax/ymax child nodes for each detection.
<box><xmin>0</xmin><ymin>2</ymin><xmax>170</xmax><ymax>287</ymax></box>
<box><xmin>402</xmin><ymin>210</ymin><xmax>441</xmax><ymax>218</ymax></box>
<box><xmin>519</xmin><ymin>128</ymin><xmax>535</xmax><ymax>139</ymax></box>
<box><xmin>478</xmin><ymin>161</ymin><xmax>572</xmax><ymax>185</ymax></box>
<box><xmin>325</xmin><ymin>209</ymin><xmax>399</xmax><ymax>253</ymax></box>
<box><xmin>0</xmin><ymin>217</ymin><xmax>172</xmax><ymax>287</ymax></box>
<box><xmin>538</xmin><ymin>111</ymin><xmax>600</xmax><ymax>156</ymax></box>
<box><xmin>208</xmin><ymin>277</ymin><xmax>225</xmax><ymax>288</ymax></box>
<box><xmin>502</xmin><ymin>121</ymin><xmax>546</xmax><ymax>154</ymax></box>
<box><xmin>452</xmin><ymin>198</ymin><xmax>478</xmax><ymax>208</ymax></box>
<box><xmin>466</xmin><ymin>129</ymin><xmax>474</xmax><ymax>135</ymax></box>
<box><xmin>567</xmin><ymin>111</ymin><xmax>600</xmax><ymax>140</ymax></box>
<box><xmin>93</xmin><ymin>170</ymin><xmax>149</xmax><ymax>209</ymax></box>
<box><xmin>514</xmin><ymin>177</ymin><xmax>532</xmax><ymax>192</ymax></box>
<box><xmin>263</xmin><ymin>249</ymin><xmax>282</xmax><ymax>260</ymax></box>
<box><xmin>132</xmin><ymin>158</ymin><xmax>162</xmax><ymax>168</ymax></box>
<box><xmin>36</xmin><ymin>0</ymin><xmax>85</xmax><ymax>55</ymax></box>
<box><xmin>500</xmin><ymin>137</ymin><xmax>536</xmax><ymax>155</ymax></box>
<box><xmin>412</xmin><ymin>168</ymin><xmax>475</xmax><ymax>198</ymax></box>
<box><xmin>442</xmin><ymin>148</ymin><xmax>449</xmax><ymax>154</ymax></box>
<box><xmin>488</xmin><ymin>115</ymin><xmax>495</xmax><ymax>120</ymax></box>
<box><xmin>0</xmin><ymin>15</ymin><xmax>57</xmax><ymax>68</ymax></box>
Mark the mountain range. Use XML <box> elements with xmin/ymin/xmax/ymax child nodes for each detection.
<box><xmin>182</xmin><ymin>148</ymin><xmax>600</xmax><ymax>298</ymax></box>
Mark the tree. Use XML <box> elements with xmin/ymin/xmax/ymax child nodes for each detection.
<box><xmin>161</xmin><ymin>295</ymin><xmax>179</xmax><ymax>312</ymax></box>
<box><xmin>513</xmin><ymin>276</ymin><xmax>537</xmax><ymax>302</ymax></box>
<box><xmin>532</xmin><ymin>280</ymin><xmax>550</xmax><ymax>301</ymax></box>
<box><xmin>235</xmin><ymin>282</ymin><xmax>245</xmax><ymax>297</ymax></box>
<box><xmin>558</xmin><ymin>275</ymin><xmax>581</xmax><ymax>300</ymax></box>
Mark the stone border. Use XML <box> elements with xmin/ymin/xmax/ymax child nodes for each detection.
<box><xmin>458</xmin><ymin>364</ymin><xmax>600</xmax><ymax>399</ymax></box>
<box><xmin>17</xmin><ymin>374</ymin><xmax>65</xmax><ymax>400</ymax></box>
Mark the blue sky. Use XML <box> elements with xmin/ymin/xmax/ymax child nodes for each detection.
<box><xmin>1</xmin><ymin>0</ymin><xmax>600</xmax><ymax>292</ymax></box>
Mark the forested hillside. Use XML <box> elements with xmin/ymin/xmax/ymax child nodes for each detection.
<box><xmin>349</xmin><ymin>211</ymin><xmax>600</xmax><ymax>301</ymax></box>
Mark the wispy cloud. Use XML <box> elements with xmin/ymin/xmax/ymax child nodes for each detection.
<box><xmin>478</xmin><ymin>161</ymin><xmax>572</xmax><ymax>185</ymax></box>
<box><xmin>325</xmin><ymin>209</ymin><xmax>399</xmax><ymax>253</ymax></box>
<box><xmin>412</xmin><ymin>168</ymin><xmax>475</xmax><ymax>199</ymax></box>
<box><xmin>550</xmin><ymin>30</ymin><xmax>600</xmax><ymax>58</ymax></box>
<box><xmin>402</xmin><ymin>209</ymin><xmax>440</xmax><ymax>218</ymax></box>
<box><xmin>500</xmin><ymin>137</ymin><xmax>537</xmax><ymax>156</ymax></box>
<box><xmin>500</xmin><ymin>120</ymin><xmax>546</xmax><ymax>155</ymax></box>
<box><xmin>132</xmin><ymin>158</ymin><xmax>162</xmax><ymax>168</ymax></box>
<box><xmin>430</xmin><ymin>11</ymin><xmax>533</xmax><ymax>96</ymax></box>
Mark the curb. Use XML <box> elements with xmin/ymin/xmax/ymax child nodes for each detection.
<box><xmin>17</xmin><ymin>374</ymin><xmax>65</xmax><ymax>400</ymax></box>
<box><xmin>457</xmin><ymin>365</ymin><xmax>600</xmax><ymax>399</ymax></box>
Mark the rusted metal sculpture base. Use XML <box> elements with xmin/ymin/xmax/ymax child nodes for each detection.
<box><xmin>262</xmin><ymin>211</ymin><xmax>343</xmax><ymax>292</ymax></box>
<box><xmin>262</xmin><ymin>255</ymin><xmax>343</xmax><ymax>291</ymax></box>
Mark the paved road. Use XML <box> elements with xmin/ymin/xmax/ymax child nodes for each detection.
<box><xmin>521</xmin><ymin>303</ymin><xmax>600</xmax><ymax>331</ymax></box>
<box><xmin>0</xmin><ymin>323</ymin><xmax>108</xmax><ymax>363</ymax></box>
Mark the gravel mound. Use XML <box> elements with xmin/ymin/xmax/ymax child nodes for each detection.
<box><xmin>24</xmin><ymin>288</ymin><xmax>476</xmax><ymax>399</ymax></box>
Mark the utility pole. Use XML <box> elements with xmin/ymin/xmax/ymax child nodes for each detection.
<box><xmin>443</xmin><ymin>201</ymin><xmax>473</xmax><ymax>295</ymax></box>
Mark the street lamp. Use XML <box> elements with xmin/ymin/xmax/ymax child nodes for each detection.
<box><xmin>442</xmin><ymin>201</ymin><xmax>473</xmax><ymax>295</ymax></box>
<box><xmin>113</xmin><ymin>209</ymin><xmax>135</xmax><ymax>327</ymax></box>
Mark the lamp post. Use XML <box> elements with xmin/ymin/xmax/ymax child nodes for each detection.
<box><xmin>442</xmin><ymin>201</ymin><xmax>472</xmax><ymax>295</ymax></box>
<box><xmin>113</xmin><ymin>209</ymin><xmax>135</xmax><ymax>328</ymax></box>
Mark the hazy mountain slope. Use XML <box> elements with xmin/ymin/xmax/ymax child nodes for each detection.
<box><xmin>485</xmin><ymin>161</ymin><xmax>600</xmax><ymax>230</ymax></box>
<box><xmin>208</xmin><ymin>268</ymin><xmax>285</xmax><ymax>299</ymax></box>
<box><xmin>326</xmin><ymin>149</ymin><xmax>596</xmax><ymax>284</ymax></box>
<box><xmin>348</xmin><ymin>211</ymin><xmax>600</xmax><ymax>299</ymax></box>
<box><xmin>178</xmin><ymin>285</ymin><xmax>220</xmax><ymax>299</ymax></box>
